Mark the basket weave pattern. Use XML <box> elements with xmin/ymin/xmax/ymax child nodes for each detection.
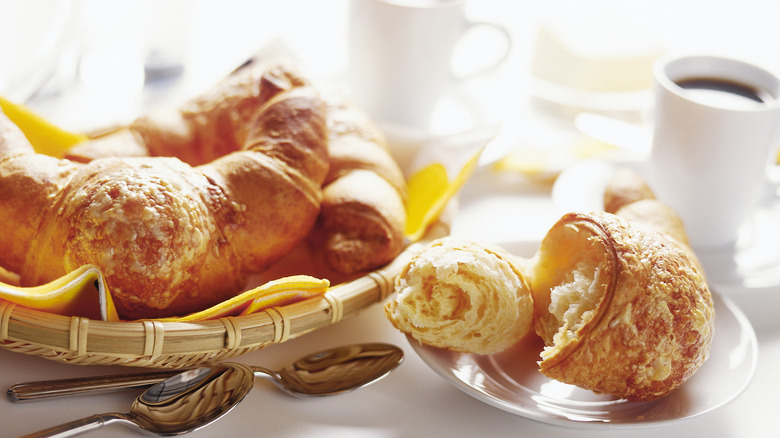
<box><xmin>0</xmin><ymin>237</ymin><xmax>426</xmax><ymax>368</ymax></box>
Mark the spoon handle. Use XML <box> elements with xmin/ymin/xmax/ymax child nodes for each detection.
<box><xmin>18</xmin><ymin>413</ymin><xmax>124</xmax><ymax>437</ymax></box>
<box><xmin>7</xmin><ymin>370</ymin><xmax>178</xmax><ymax>402</ymax></box>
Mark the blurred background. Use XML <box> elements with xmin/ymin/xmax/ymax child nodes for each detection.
<box><xmin>4</xmin><ymin>0</ymin><xmax>780</xmax><ymax>132</ymax></box>
<box><xmin>5</xmin><ymin>0</ymin><xmax>780</xmax><ymax>244</ymax></box>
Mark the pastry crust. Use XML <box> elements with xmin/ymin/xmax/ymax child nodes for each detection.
<box><xmin>527</xmin><ymin>211</ymin><xmax>714</xmax><ymax>401</ymax></box>
<box><xmin>385</xmin><ymin>237</ymin><xmax>534</xmax><ymax>355</ymax></box>
<box><xmin>613</xmin><ymin>198</ymin><xmax>691</xmax><ymax>248</ymax></box>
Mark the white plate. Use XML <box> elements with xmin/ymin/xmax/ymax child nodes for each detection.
<box><xmin>408</xmin><ymin>240</ymin><xmax>757</xmax><ymax>429</ymax></box>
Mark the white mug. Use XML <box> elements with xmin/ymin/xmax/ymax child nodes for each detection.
<box><xmin>347</xmin><ymin>0</ymin><xmax>512</xmax><ymax>129</ymax></box>
<box><xmin>647</xmin><ymin>54</ymin><xmax>780</xmax><ymax>250</ymax></box>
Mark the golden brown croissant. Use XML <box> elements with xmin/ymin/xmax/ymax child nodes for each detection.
<box><xmin>602</xmin><ymin>167</ymin><xmax>656</xmax><ymax>214</ymax></box>
<box><xmin>313</xmin><ymin>92</ymin><xmax>406</xmax><ymax>274</ymax></box>
<box><xmin>66</xmin><ymin>60</ymin><xmax>314</xmax><ymax>166</ymax></box>
<box><xmin>385</xmin><ymin>237</ymin><xmax>534</xmax><ymax>355</ymax></box>
<box><xmin>603</xmin><ymin>167</ymin><xmax>691</xmax><ymax>247</ymax></box>
<box><xmin>0</xmin><ymin>63</ymin><xmax>330</xmax><ymax>319</ymax></box>
<box><xmin>68</xmin><ymin>58</ymin><xmax>407</xmax><ymax>277</ymax></box>
<box><xmin>527</xmin><ymin>211</ymin><xmax>714</xmax><ymax>401</ymax></box>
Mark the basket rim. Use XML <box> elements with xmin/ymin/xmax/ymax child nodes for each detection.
<box><xmin>0</xmin><ymin>224</ymin><xmax>447</xmax><ymax>368</ymax></box>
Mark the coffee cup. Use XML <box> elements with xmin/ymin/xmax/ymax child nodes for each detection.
<box><xmin>346</xmin><ymin>0</ymin><xmax>512</xmax><ymax>129</ymax></box>
<box><xmin>647</xmin><ymin>54</ymin><xmax>780</xmax><ymax>250</ymax></box>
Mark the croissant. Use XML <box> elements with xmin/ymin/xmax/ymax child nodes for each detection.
<box><xmin>314</xmin><ymin>91</ymin><xmax>407</xmax><ymax>274</ymax></box>
<box><xmin>385</xmin><ymin>237</ymin><xmax>534</xmax><ymax>355</ymax></box>
<box><xmin>603</xmin><ymin>167</ymin><xmax>692</xmax><ymax>248</ymax></box>
<box><xmin>527</xmin><ymin>210</ymin><xmax>714</xmax><ymax>401</ymax></box>
<box><xmin>602</xmin><ymin>167</ymin><xmax>657</xmax><ymax>215</ymax></box>
<box><xmin>68</xmin><ymin>58</ymin><xmax>407</xmax><ymax>276</ymax></box>
<box><xmin>0</xmin><ymin>62</ymin><xmax>330</xmax><ymax>319</ymax></box>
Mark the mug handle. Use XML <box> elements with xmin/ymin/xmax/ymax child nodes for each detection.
<box><xmin>452</xmin><ymin>20</ymin><xmax>513</xmax><ymax>81</ymax></box>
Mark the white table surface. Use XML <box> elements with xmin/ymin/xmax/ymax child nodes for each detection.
<box><xmin>3</xmin><ymin>1</ymin><xmax>780</xmax><ymax>437</ymax></box>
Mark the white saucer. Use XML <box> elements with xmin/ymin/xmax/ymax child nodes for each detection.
<box><xmin>408</xmin><ymin>239</ymin><xmax>757</xmax><ymax>429</ymax></box>
<box><xmin>530</xmin><ymin>77</ymin><xmax>653</xmax><ymax>117</ymax></box>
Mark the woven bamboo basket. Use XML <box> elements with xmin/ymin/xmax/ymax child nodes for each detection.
<box><xmin>0</xmin><ymin>223</ymin><xmax>448</xmax><ymax>369</ymax></box>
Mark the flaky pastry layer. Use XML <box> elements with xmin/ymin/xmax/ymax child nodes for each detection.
<box><xmin>385</xmin><ymin>237</ymin><xmax>533</xmax><ymax>355</ymax></box>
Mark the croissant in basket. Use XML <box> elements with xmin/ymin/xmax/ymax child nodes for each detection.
<box><xmin>312</xmin><ymin>90</ymin><xmax>406</xmax><ymax>275</ymax></box>
<box><xmin>0</xmin><ymin>59</ymin><xmax>406</xmax><ymax>320</ymax></box>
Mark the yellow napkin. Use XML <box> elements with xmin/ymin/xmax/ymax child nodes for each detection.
<box><xmin>0</xmin><ymin>96</ymin><xmax>87</xmax><ymax>157</ymax></box>
<box><xmin>155</xmin><ymin>276</ymin><xmax>330</xmax><ymax>322</ymax></box>
<box><xmin>0</xmin><ymin>263</ymin><xmax>329</xmax><ymax>323</ymax></box>
<box><xmin>0</xmin><ymin>265</ymin><xmax>118</xmax><ymax>321</ymax></box>
<box><xmin>401</xmin><ymin>127</ymin><xmax>494</xmax><ymax>241</ymax></box>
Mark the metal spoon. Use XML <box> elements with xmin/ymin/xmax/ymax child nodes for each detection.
<box><xmin>8</xmin><ymin>343</ymin><xmax>403</xmax><ymax>402</ymax></box>
<box><xmin>19</xmin><ymin>362</ymin><xmax>255</xmax><ymax>437</ymax></box>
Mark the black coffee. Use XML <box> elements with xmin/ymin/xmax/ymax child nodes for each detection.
<box><xmin>675</xmin><ymin>77</ymin><xmax>773</xmax><ymax>107</ymax></box>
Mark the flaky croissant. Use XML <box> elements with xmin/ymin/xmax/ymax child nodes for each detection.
<box><xmin>528</xmin><ymin>210</ymin><xmax>714</xmax><ymax>401</ymax></box>
<box><xmin>0</xmin><ymin>62</ymin><xmax>330</xmax><ymax>319</ymax></box>
<box><xmin>385</xmin><ymin>237</ymin><xmax>534</xmax><ymax>355</ymax></box>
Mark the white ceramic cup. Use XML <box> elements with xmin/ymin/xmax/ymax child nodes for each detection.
<box><xmin>648</xmin><ymin>54</ymin><xmax>780</xmax><ymax>250</ymax></box>
<box><xmin>347</xmin><ymin>0</ymin><xmax>512</xmax><ymax>129</ymax></box>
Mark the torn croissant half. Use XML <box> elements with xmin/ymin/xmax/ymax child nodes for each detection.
<box><xmin>385</xmin><ymin>237</ymin><xmax>534</xmax><ymax>355</ymax></box>
<box><xmin>527</xmin><ymin>211</ymin><xmax>714</xmax><ymax>401</ymax></box>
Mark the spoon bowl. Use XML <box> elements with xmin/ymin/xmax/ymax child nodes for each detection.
<box><xmin>20</xmin><ymin>363</ymin><xmax>255</xmax><ymax>437</ymax></box>
<box><xmin>8</xmin><ymin>343</ymin><xmax>404</xmax><ymax>402</ymax></box>
<box><xmin>259</xmin><ymin>342</ymin><xmax>404</xmax><ymax>396</ymax></box>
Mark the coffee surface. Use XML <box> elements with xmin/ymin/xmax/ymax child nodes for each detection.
<box><xmin>676</xmin><ymin>77</ymin><xmax>772</xmax><ymax>108</ymax></box>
